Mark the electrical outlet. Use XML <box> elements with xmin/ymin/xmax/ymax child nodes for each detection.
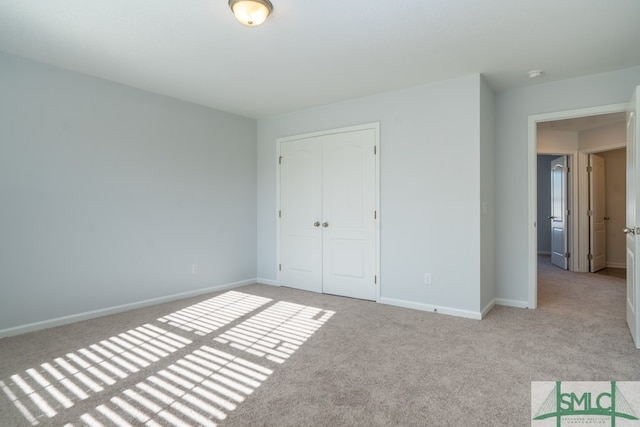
<box><xmin>192</xmin><ymin>264</ymin><xmax>198</xmax><ymax>274</ymax></box>
<box><xmin>424</xmin><ymin>273</ymin><xmax>432</xmax><ymax>285</ymax></box>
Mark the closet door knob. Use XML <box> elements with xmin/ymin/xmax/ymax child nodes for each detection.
<box><xmin>313</xmin><ymin>221</ymin><xmax>320</xmax><ymax>227</ymax></box>
<box><xmin>322</xmin><ymin>222</ymin><xmax>329</xmax><ymax>228</ymax></box>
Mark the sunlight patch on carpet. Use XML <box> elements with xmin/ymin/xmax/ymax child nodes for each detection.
<box><xmin>0</xmin><ymin>323</ymin><xmax>191</xmax><ymax>425</ymax></box>
<box><xmin>157</xmin><ymin>291</ymin><xmax>272</xmax><ymax>336</ymax></box>
<box><xmin>0</xmin><ymin>291</ymin><xmax>334</xmax><ymax>426</ymax></box>
<box><xmin>72</xmin><ymin>346</ymin><xmax>271</xmax><ymax>426</ymax></box>
<box><xmin>214</xmin><ymin>301</ymin><xmax>335</xmax><ymax>363</ymax></box>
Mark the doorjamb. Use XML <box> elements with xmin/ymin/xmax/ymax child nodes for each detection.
<box><xmin>528</xmin><ymin>104</ymin><xmax>627</xmax><ymax>309</ymax></box>
<box><xmin>275</xmin><ymin>122</ymin><xmax>381</xmax><ymax>301</ymax></box>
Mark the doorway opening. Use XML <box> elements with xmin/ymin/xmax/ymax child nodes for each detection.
<box><xmin>528</xmin><ymin>104</ymin><xmax>628</xmax><ymax>308</ymax></box>
<box><xmin>535</xmin><ymin>113</ymin><xmax>627</xmax><ymax>305</ymax></box>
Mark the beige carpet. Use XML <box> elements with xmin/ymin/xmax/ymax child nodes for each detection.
<box><xmin>1</xmin><ymin>259</ymin><xmax>638</xmax><ymax>426</ymax></box>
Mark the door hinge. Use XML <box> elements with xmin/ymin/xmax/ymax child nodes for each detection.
<box><xmin>587</xmin><ymin>166</ymin><xmax>593</xmax><ymax>173</ymax></box>
<box><xmin>374</xmin><ymin>275</ymin><xmax>377</xmax><ymax>284</ymax></box>
<box><xmin>374</xmin><ymin>210</ymin><xmax>377</xmax><ymax>219</ymax></box>
<box><xmin>587</xmin><ymin>254</ymin><xmax>593</xmax><ymax>261</ymax></box>
<box><xmin>566</xmin><ymin>209</ymin><xmax>570</xmax><ymax>216</ymax></box>
<box><xmin>279</xmin><ymin>156</ymin><xmax>282</xmax><ymax>165</ymax></box>
<box><xmin>567</xmin><ymin>166</ymin><xmax>570</xmax><ymax>172</ymax></box>
<box><xmin>565</xmin><ymin>252</ymin><xmax>570</xmax><ymax>258</ymax></box>
<box><xmin>587</xmin><ymin>210</ymin><xmax>593</xmax><ymax>216</ymax></box>
<box><xmin>279</xmin><ymin>264</ymin><xmax>282</xmax><ymax>271</ymax></box>
<box><xmin>374</xmin><ymin>146</ymin><xmax>377</xmax><ymax>155</ymax></box>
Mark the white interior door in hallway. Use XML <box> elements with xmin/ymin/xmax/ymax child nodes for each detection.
<box><xmin>550</xmin><ymin>156</ymin><xmax>569</xmax><ymax>270</ymax></box>
<box><xmin>278</xmin><ymin>124</ymin><xmax>379</xmax><ymax>301</ymax></box>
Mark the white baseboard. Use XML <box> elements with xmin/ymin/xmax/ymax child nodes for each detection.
<box><xmin>378</xmin><ymin>297</ymin><xmax>482</xmax><ymax>320</ymax></box>
<box><xmin>0</xmin><ymin>278</ymin><xmax>257</xmax><ymax>338</ymax></box>
<box><xmin>256</xmin><ymin>278</ymin><xmax>280</xmax><ymax>286</ymax></box>
<box><xmin>481</xmin><ymin>299</ymin><xmax>496</xmax><ymax>318</ymax></box>
<box><xmin>495</xmin><ymin>298</ymin><xmax>529</xmax><ymax>309</ymax></box>
<box><xmin>606</xmin><ymin>262</ymin><xmax>626</xmax><ymax>269</ymax></box>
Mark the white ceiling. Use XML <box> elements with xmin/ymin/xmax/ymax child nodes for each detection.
<box><xmin>1</xmin><ymin>1</ymin><xmax>639</xmax><ymax>119</ymax></box>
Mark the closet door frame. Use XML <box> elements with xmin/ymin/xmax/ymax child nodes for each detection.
<box><xmin>276</xmin><ymin>122</ymin><xmax>380</xmax><ymax>301</ymax></box>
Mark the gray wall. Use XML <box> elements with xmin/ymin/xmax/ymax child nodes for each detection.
<box><xmin>3</xmin><ymin>51</ymin><xmax>638</xmax><ymax>331</ymax></box>
<box><xmin>0</xmin><ymin>52</ymin><xmax>257</xmax><ymax>331</ymax></box>
<box><xmin>257</xmin><ymin>74</ymin><xmax>490</xmax><ymax>315</ymax></box>
<box><xmin>495</xmin><ymin>66</ymin><xmax>640</xmax><ymax>303</ymax></box>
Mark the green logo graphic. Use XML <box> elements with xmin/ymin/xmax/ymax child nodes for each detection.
<box><xmin>533</xmin><ymin>381</ymin><xmax>639</xmax><ymax>427</ymax></box>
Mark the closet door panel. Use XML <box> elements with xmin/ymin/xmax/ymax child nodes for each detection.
<box><xmin>279</xmin><ymin>137</ymin><xmax>323</xmax><ymax>292</ymax></box>
<box><xmin>321</xmin><ymin>130</ymin><xmax>376</xmax><ymax>300</ymax></box>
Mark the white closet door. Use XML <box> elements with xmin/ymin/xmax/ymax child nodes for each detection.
<box><xmin>321</xmin><ymin>129</ymin><xmax>376</xmax><ymax>300</ymax></box>
<box><xmin>279</xmin><ymin>137</ymin><xmax>323</xmax><ymax>293</ymax></box>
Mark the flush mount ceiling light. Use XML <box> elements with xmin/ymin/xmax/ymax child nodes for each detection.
<box><xmin>527</xmin><ymin>69</ymin><xmax>544</xmax><ymax>79</ymax></box>
<box><xmin>229</xmin><ymin>0</ymin><xmax>273</xmax><ymax>26</ymax></box>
